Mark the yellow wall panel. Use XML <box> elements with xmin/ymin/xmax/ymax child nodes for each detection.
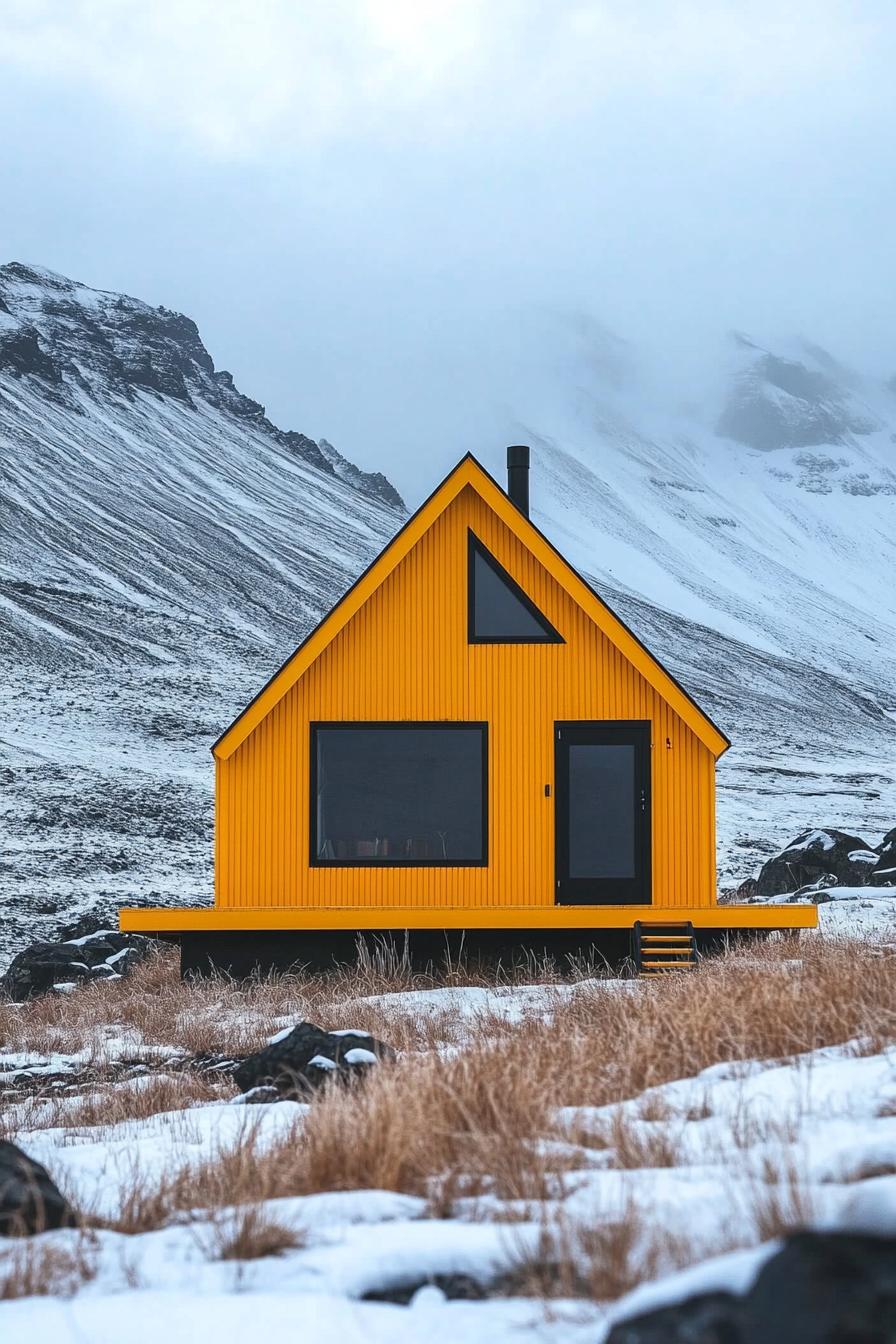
<box><xmin>215</xmin><ymin>486</ymin><xmax>718</xmax><ymax>913</ymax></box>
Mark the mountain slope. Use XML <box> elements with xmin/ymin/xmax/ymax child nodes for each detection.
<box><xmin>0</xmin><ymin>264</ymin><xmax>404</xmax><ymax>959</ymax></box>
<box><xmin>529</xmin><ymin>336</ymin><xmax>896</xmax><ymax>688</ymax></box>
<box><xmin>524</xmin><ymin>333</ymin><xmax>896</xmax><ymax>883</ymax></box>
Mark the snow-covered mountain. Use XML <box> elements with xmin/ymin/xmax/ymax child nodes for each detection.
<box><xmin>0</xmin><ymin>263</ymin><xmax>404</xmax><ymax>958</ymax></box>
<box><xmin>1</xmin><ymin>263</ymin><xmax>894</xmax><ymax>962</ymax></box>
<box><xmin>526</xmin><ymin>331</ymin><xmax>896</xmax><ymax>882</ymax></box>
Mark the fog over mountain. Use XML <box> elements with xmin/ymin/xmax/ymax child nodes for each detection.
<box><xmin>2</xmin><ymin>4</ymin><xmax>894</xmax><ymax>501</ymax></box>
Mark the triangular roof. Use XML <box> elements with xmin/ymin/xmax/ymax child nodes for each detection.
<box><xmin>213</xmin><ymin>454</ymin><xmax>730</xmax><ymax>760</ymax></box>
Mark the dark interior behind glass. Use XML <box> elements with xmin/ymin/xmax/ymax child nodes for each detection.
<box><xmin>314</xmin><ymin>725</ymin><xmax>486</xmax><ymax>863</ymax></box>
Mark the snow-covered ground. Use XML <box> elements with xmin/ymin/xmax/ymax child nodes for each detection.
<box><xmin>4</xmin><ymin>961</ymin><xmax>896</xmax><ymax>1341</ymax></box>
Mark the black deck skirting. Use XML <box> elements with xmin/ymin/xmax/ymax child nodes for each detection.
<box><xmin>178</xmin><ymin>927</ymin><xmax>765</xmax><ymax>978</ymax></box>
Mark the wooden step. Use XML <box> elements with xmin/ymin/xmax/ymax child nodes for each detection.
<box><xmin>633</xmin><ymin>919</ymin><xmax>697</xmax><ymax>977</ymax></box>
<box><xmin>641</xmin><ymin>957</ymin><xmax>696</xmax><ymax>964</ymax></box>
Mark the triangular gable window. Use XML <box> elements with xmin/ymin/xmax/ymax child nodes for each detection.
<box><xmin>468</xmin><ymin>531</ymin><xmax>563</xmax><ymax>643</ymax></box>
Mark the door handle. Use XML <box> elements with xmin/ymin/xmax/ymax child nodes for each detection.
<box><xmin>640</xmin><ymin>789</ymin><xmax>647</xmax><ymax>812</ymax></box>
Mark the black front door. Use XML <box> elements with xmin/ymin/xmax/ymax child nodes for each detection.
<box><xmin>555</xmin><ymin>722</ymin><xmax>651</xmax><ymax>904</ymax></box>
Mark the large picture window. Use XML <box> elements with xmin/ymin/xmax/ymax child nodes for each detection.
<box><xmin>311</xmin><ymin>723</ymin><xmax>487</xmax><ymax>866</ymax></box>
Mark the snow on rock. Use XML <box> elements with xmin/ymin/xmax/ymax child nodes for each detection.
<box><xmin>343</xmin><ymin>1048</ymin><xmax>379</xmax><ymax>1066</ymax></box>
<box><xmin>308</xmin><ymin>1054</ymin><xmax>339</xmax><ymax>1071</ymax></box>
<box><xmin>752</xmin><ymin>827</ymin><xmax>879</xmax><ymax>897</ymax></box>
<box><xmin>598</xmin><ymin>1243</ymin><xmax>776</xmax><ymax>1340</ymax></box>
<box><xmin>233</xmin><ymin>1022</ymin><xmax>395</xmax><ymax>1100</ymax></box>
<box><xmin>0</xmin><ymin>930</ymin><xmax>155</xmax><ymax>1001</ymax></box>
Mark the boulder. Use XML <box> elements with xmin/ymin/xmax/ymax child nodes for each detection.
<box><xmin>52</xmin><ymin>904</ymin><xmax>123</xmax><ymax>943</ymax></box>
<box><xmin>52</xmin><ymin>900</ymin><xmax>168</xmax><ymax>947</ymax></box>
<box><xmin>877</xmin><ymin>827</ymin><xmax>896</xmax><ymax>856</ymax></box>
<box><xmin>0</xmin><ymin>930</ymin><xmax>154</xmax><ymax>1001</ymax></box>
<box><xmin>743</xmin><ymin>1230</ymin><xmax>896</xmax><ymax>1343</ymax></box>
<box><xmin>870</xmin><ymin>828</ymin><xmax>896</xmax><ymax>887</ymax></box>
<box><xmin>606</xmin><ymin>1291</ymin><xmax>742</xmax><ymax>1343</ymax></box>
<box><xmin>233</xmin><ymin>1021</ymin><xmax>396</xmax><ymax>1100</ymax></box>
<box><xmin>0</xmin><ymin>1140</ymin><xmax>77</xmax><ymax>1235</ymax></box>
<box><xmin>755</xmin><ymin>828</ymin><xmax>877</xmax><ymax>897</ymax></box>
<box><xmin>608</xmin><ymin>1231</ymin><xmax>896</xmax><ymax>1344</ymax></box>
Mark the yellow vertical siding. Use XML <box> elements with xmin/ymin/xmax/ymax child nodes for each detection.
<box><xmin>216</xmin><ymin>485</ymin><xmax>717</xmax><ymax>912</ymax></box>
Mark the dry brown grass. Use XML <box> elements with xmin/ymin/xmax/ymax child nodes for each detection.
<box><xmin>503</xmin><ymin>1204</ymin><xmax>698</xmax><ymax>1302</ymax></box>
<box><xmin>540</xmin><ymin>936</ymin><xmax>896</xmax><ymax>1108</ymax></box>
<box><xmin>90</xmin><ymin>935</ymin><xmax>881</xmax><ymax>1233</ymax></box>
<box><xmin>11</xmin><ymin>1072</ymin><xmax>233</xmax><ymax>1134</ymax></box>
<box><xmin>0</xmin><ymin>1234</ymin><xmax>97</xmax><ymax>1300</ymax></box>
<box><xmin>0</xmin><ymin>938</ymin><xmax>602</xmax><ymax>1063</ymax></box>
<box><xmin>6</xmin><ymin>930</ymin><xmax>885</xmax><ymax>1080</ymax></box>
<box><xmin>208</xmin><ymin>1205</ymin><xmax>305</xmax><ymax>1261</ymax></box>
<box><xmin>748</xmin><ymin>1153</ymin><xmax>816</xmax><ymax>1241</ymax></box>
<box><xmin>2</xmin><ymin>933</ymin><xmax>893</xmax><ymax>1309</ymax></box>
<box><xmin>602</xmin><ymin>1110</ymin><xmax>681</xmax><ymax>1169</ymax></box>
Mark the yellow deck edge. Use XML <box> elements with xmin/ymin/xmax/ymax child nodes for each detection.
<box><xmin>121</xmin><ymin>903</ymin><xmax>818</xmax><ymax>934</ymax></box>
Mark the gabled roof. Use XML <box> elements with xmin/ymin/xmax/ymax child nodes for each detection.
<box><xmin>213</xmin><ymin>454</ymin><xmax>730</xmax><ymax>760</ymax></box>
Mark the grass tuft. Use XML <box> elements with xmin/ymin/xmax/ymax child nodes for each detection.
<box><xmin>0</xmin><ymin>1234</ymin><xmax>97</xmax><ymax>1301</ymax></box>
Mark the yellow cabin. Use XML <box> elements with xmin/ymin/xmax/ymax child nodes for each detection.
<box><xmin>122</xmin><ymin>448</ymin><xmax>816</xmax><ymax>972</ymax></box>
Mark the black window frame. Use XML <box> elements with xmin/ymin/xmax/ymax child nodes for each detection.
<box><xmin>310</xmin><ymin>721</ymin><xmax>489</xmax><ymax>868</ymax></box>
<box><xmin>467</xmin><ymin>530</ymin><xmax>564</xmax><ymax>645</ymax></box>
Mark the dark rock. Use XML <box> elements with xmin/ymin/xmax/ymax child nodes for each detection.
<box><xmin>190</xmin><ymin>1051</ymin><xmax>246</xmax><ymax>1076</ymax></box>
<box><xmin>787</xmin><ymin>874</ymin><xmax>839</xmax><ymax>903</ymax></box>
<box><xmin>233</xmin><ymin>1022</ymin><xmax>396</xmax><ymax>1100</ymax></box>
<box><xmin>605</xmin><ymin>1291</ymin><xmax>743</xmax><ymax>1344</ymax></box>
<box><xmin>52</xmin><ymin>908</ymin><xmax>121</xmax><ymax>943</ymax></box>
<box><xmin>717</xmin><ymin>350</ymin><xmax>876</xmax><ymax>453</ymax></box>
<box><xmin>608</xmin><ymin>1232</ymin><xmax>896</xmax><ymax>1344</ymax></box>
<box><xmin>52</xmin><ymin>900</ymin><xmax>170</xmax><ymax>948</ymax></box>
<box><xmin>871</xmin><ymin>828</ymin><xmax>896</xmax><ymax>887</ymax></box>
<box><xmin>877</xmin><ymin>827</ymin><xmax>896</xmax><ymax>858</ymax></box>
<box><xmin>744</xmin><ymin>1230</ymin><xmax>896</xmax><ymax>1343</ymax></box>
<box><xmin>0</xmin><ymin>1140</ymin><xmax>77</xmax><ymax>1235</ymax></box>
<box><xmin>363</xmin><ymin>1273</ymin><xmax>491</xmax><ymax>1304</ymax></box>
<box><xmin>0</xmin><ymin>327</ymin><xmax>62</xmax><ymax>383</ymax></box>
<box><xmin>0</xmin><ymin>930</ymin><xmax>154</xmax><ymax>1001</ymax></box>
<box><xmin>233</xmin><ymin>1085</ymin><xmax>281</xmax><ymax>1105</ymax></box>
<box><xmin>755</xmin><ymin>828</ymin><xmax>877</xmax><ymax>897</ymax></box>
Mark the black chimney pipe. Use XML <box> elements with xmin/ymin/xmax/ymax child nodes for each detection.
<box><xmin>506</xmin><ymin>444</ymin><xmax>530</xmax><ymax>516</ymax></box>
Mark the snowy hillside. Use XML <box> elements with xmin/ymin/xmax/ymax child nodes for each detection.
<box><xmin>1</xmin><ymin>263</ymin><xmax>895</xmax><ymax>962</ymax></box>
<box><xmin>525</xmin><ymin>332</ymin><xmax>896</xmax><ymax>887</ymax></box>
<box><xmin>0</xmin><ymin>264</ymin><xmax>404</xmax><ymax>960</ymax></box>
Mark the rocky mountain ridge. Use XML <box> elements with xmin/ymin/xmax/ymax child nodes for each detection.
<box><xmin>0</xmin><ymin>263</ymin><xmax>402</xmax><ymax>508</ymax></box>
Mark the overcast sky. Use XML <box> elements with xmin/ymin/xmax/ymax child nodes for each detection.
<box><xmin>1</xmin><ymin>1</ymin><xmax>894</xmax><ymax>501</ymax></box>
